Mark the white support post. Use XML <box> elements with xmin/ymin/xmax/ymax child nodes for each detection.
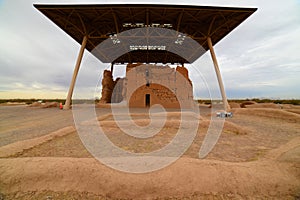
<box><xmin>207</xmin><ymin>37</ymin><xmax>230</xmax><ymax>111</ymax></box>
<box><xmin>64</xmin><ymin>35</ymin><xmax>88</xmax><ymax>110</ymax></box>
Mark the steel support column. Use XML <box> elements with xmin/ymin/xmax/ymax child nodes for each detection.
<box><xmin>207</xmin><ymin>37</ymin><xmax>230</xmax><ymax>111</ymax></box>
<box><xmin>64</xmin><ymin>35</ymin><xmax>88</xmax><ymax>110</ymax></box>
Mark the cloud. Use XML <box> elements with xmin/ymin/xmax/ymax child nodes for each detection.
<box><xmin>212</xmin><ymin>0</ymin><xmax>300</xmax><ymax>99</ymax></box>
<box><xmin>0</xmin><ymin>0</ymin><xmax>299</xmax><ymax>99</ymax></box>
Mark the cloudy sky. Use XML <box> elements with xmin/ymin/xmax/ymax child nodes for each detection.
<box><xmin>0</xmin><ymin>0</ymin><xmax>299</xmax><ymax>99</ymax></box>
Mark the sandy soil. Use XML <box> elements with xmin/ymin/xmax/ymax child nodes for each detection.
<box><xmin>0</xmin><ymin>105</ymin><xmax>300</xmax><ymax>199</ymax></box>
<box><xmin>0</xmin><ymin>106</ymin><xmax>74</xmax><ymax>147</ymax></box>
<box><xmin>0</xmin><ymin>105</ymin><xmax>111</xmax><ymax>147</ymax></box>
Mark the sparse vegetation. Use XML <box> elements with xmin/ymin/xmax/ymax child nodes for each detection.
<box><xmin>0</xmin><ymin>99</ymin><xmax>65</xmax><ymax>105</ymax></box>
<box><xmin>0</xmin><ymin>98</ymin><xmax>299</xmax><ymax>106</ymax></box>
<box><xmin>0</xmin><ymin>99</ymin><xmax>100</xmax><ymax>105</ymax></box>
<box><xmin>197</xmin><ymin>98</ymin><xmax>300</xmax><ymax>105</ymax></box>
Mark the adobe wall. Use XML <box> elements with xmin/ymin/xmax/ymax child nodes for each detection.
<box><xmin>99</xmin><ymin>70</ymin><xmax>114</xmax><ymax>103</ymax></box>
<box><xmin>100</xmin><ymin>63</ymin><xmax>194</xmax><ymax>108</ymax></box>
<box><xmin>125</xmin><ymin>64</ymin><xmax>193</xmax><ymax>108</ymax></box>
<box><xmin>128</xmin><ymin>84</ymin><xmax>180</xmax><ymax>108</ymax></box>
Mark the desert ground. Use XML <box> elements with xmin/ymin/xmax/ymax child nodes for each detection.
<box><xmin>0</xmin><ymin>103</ymin><xmax>300</xmax><ymax>199</ymax></box>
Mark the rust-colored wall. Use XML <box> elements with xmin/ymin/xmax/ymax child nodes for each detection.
<box><xmin>100</xmin><ymin>64</ymin><xmax>194</xmax><ymax>108</ymax></box>
<box><xmin>128</xmin><ymin>84</ymin><xmax>180</xmax><ymax>108</ymax></box>
<box><xmin>125</xmin><ymin>64</ymin><xmax>193</xmax><ymax>108</ymax></box>
<box><xmin>100</xmin><ymin>70</ymin><xmax>114</xmax><ymax>103</ymax></box>
<box><xmin>176</xmin><ymin>65</ymin><xmax>192</xmax><ymax>85</ymax></box>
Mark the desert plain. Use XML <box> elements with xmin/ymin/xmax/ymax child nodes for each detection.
<box><xmin>0</xmin><ymin>102</ymin><xmax>299</xmax><ymax>199</ymax></box>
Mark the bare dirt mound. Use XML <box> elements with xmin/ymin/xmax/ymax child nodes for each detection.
<box><xmin>42</xmin><ymin>102</ymin><xmax>59</xmax><ymax>108</ymax></box>
<box><xmin>200</xmin><ymin>119</ymin><xmax>250</xmax><ymax>135</ymax></box>
<box><xmin>1</xmin><ymin>114</ymin><xmax>251</xmax><ymax>159</ymax></box>
<box><xmin>0</xmin><ymin>157</ymin><xmax>299</xmax><ymax>200</ymax></box>
<box><xmin>285</xmin><ymin>108</ymin><xmax>300</xmax><ymax>115</ymax></box>
<box><xmin>232</xmin><ymin>108</ymin><xmax>300</xmax><ymax>123</ymax></box>
<box><xmin>223</xmin><ymin>121</ymin><xmax>250</xmax><ymax>135</ymax></box>
<box><xmin>245</xmin><ymin>103</ymin><xmax>280</xmax><ymax>109</ymax></box>
<box><xmin>28</xmin><ymin>102</ymin><xmax>42</xmax><ymax>107</ymax></box>
<box><xmin>0</xmin><ymin>126</ymin><xmax>75</xmax><ymax>158</ymax></box>
<box><xmin>240</xmin><ymin>101</ymin><xmax>257</xmax><ymax>108</ymax></box>
<box><xmin>228</xmin><ymin>102</ymin><xmax>240</xmax><ymax>108</ymax></box>
<box><xmin>265</xmin><ymin>136</ymin><xmax>300</xmax><ymax>163</ymax></box>
<box><xmin>278</xmin><ymin>146</ymin><xmax>300</xmax><ymax>163</ymax></box>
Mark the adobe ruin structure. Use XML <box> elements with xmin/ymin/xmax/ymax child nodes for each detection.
<box><xmin>34</xmin><ymin>4</ymin><xmax>257</xmax><ymax>111</ymax></box>
<box><xmin>100</xmin><ymin>63</ymin><xmax>193</xmax><ymax>108</ymax></box>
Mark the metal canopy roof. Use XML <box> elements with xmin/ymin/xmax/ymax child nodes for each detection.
<box><xmin>34</xmin><ymin>4</ymin><xmax>257</xmax><ymax>64</ymax></box>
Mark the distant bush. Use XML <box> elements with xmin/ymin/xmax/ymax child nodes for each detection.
<box><xmin>0</xmin><ymin>99</ymin><xmax>66</xmax><ymax>105</ymax></box>
<box><xmin>1</xmin><ymin>98</ymin><xmax>299</xmax><ymax>106</ymax></box>
<box><xmin>196</xmin><ymin>98</ymin><xmax>300</xmax><ymax>105</ymax></box>
<box><xmin>273</xmin><ymin>99</ymin><xmax>300</xmax><ymax>105</ymax></box>
<box><xmin>197</xmin><ymin>100</ymin><xmax>211</xmax><ymax>105</ymax></box>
